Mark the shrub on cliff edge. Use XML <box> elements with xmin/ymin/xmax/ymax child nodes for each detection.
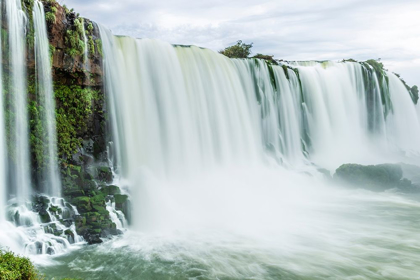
<box><xmin>219</xmin><ymin>40</ymin><xmax>253</xmax><ymax>58</ymax></box>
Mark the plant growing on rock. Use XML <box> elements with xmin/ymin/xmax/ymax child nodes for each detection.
<box><xmin>54</xmin><ymin>83</ymin><xmax>100</xmax><ymax>160</ymax></box>
<box><xmin>219</xmin><ymin>40</ymin><xmax>253</xmax><ymax>58</ymax></box>
<box><xmin>253</xmin><ymin>53</ymin><xmax>277</xmax><ymax>64</ymax></box>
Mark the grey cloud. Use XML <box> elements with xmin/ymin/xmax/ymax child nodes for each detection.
<box><xmin>63</xmin><ymin>0</ymin><xmax>420</xmax><ymax>86</ymax></box>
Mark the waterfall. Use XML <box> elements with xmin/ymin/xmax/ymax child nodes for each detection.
<box><xmin>0</xmin><ymin>0</ymin><xmax>83</xmax><ymax>256</ymax></box>
<box><xmin>5</xmin><ymin>0</ymin><xmax>32</xmax><ymax>202</ymax></box>
<box><xmin>99</xmin><ymin>27</ymin><xmax>420</xmax><ymax>231</ymax></box>
<box><xmin>100</xmin><ymin>28</ymin><xmax>263</xmax><ymax>180</ymax></box>
<box><xmin>33</xmin><ymin>0</ymin><xmax>61</xmax><ymax>197</ymax></box>
<box><xmin>81</xmin><ymin>19</ymin><xmax>90</xmax><ymax>74</ymax></box>
<box><xmin>0</xmin><ymin>2</ymin><xmax>6</xmax><ymax>223</ymax></box>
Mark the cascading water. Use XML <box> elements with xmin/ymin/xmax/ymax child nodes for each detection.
<box><xmin>81</xmin><ymin>19</ymin><xmax>90</xmax><ymax>74</ymax></box>
<box><xmin>0</xmin><ymin>2</ymin><xmax>418</xmax><ymax>276</ymax></box>
<box><xmin>0</xmin><ymin>0</ymin><xmax>84</xmax><ymax>257</ymax></box>
<box><xmin>5</xmin><ymin>0</ymin><xmax>32</xmax><ymax>202</ymax></box>
<box><xmin>38</xmin><ymin>26</ymin><xmax>420</xmax><ymax>280</ymax></box>
<box><xmin>33</xmin><ymin>0</ymin><xmax>61</xmax><ymax>197</ymax></box>
<box><xmin>100</xmin><ymin>26</ymin><xmax>420</xmax><ymax>230</ymax></box>
<box><xmin>0</xmin><ymin>1</ymin><xmax>6</xmax><ymax>223</ymax></box>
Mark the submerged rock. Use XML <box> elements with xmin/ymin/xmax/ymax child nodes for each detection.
<box><xmin>334</xmin><ymin>163</ymin><xmax>420</xmax><ymax>192</ymax></box>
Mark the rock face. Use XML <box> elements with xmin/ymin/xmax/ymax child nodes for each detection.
<box><xmin>334</xmin><ymin>163</ymin><xmax>419</xmax><ymax>192</ymax></box>
<box><xmin>61</xmin><ymin>166</ymin><xmax>129</xmax><ymax>244</ymax></box>
<box><xmin>20</xmin><ymin>0</ymin><xmax>129</xmax><ymax>243</ymax></box>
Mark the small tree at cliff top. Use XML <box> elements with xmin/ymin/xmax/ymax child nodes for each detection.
<box><xmin>219</xmin><ymin>40</ymin><xmax>253</xmax><ymax>58</ymax></box>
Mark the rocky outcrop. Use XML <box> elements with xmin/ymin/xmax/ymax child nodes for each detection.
<box><xmin>20</xmin><ymin>0</ymin><xmax>128</xmax><ymax>243</ymax></box>
<box><xmin>334</xmin><ymin>163</ymin><xmax>420</xmax><ymax>192</ymax></box>
<box><xmin>62</xmin><ymin>166</ymin><xmax>127</xmax><ymax>244</ymax></box>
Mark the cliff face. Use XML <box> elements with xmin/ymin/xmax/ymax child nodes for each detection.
<box><xmin>19</xmin><ymin>0</ymin><xmax>128</xmax><ymax>244</ymax></box>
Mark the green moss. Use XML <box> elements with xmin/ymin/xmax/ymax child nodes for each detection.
<box><xmin>394</xmin><ymin>73</ymin><xmax>419</xmax><ymax>105</ymax></box>
<box><xmin>88</xmin><ymin>36</ymin><xmax>95</xmax><ymax>56</ymax></box>
<box><xmin>114</xmin><ymin>194</ymin><xmax>128</xmax><ymax>204</ymax></box>
<box><xmin>64</xmin><ymin>17</ymin><xmax>86</xmax><ymax>57</ymax></box>
<box><xmin>95</xmin><ymin>39</ymin><xmax>103</xmax><ymax>57</ymax></box>
<box><xmin>101</xmin><ymin>185</ymin><xmax>121</xmax><ymax>195</ymax></box>
<box><xmin>87</xmin><ymin>22</ymin><xmax>94</xmax><ymax>33</ymax></box>
<box><xmin>266</xmin><ymin>63</ymin><xmax>277</xmax><ymax>90</ymax></box>
<box><xmin>74</xmin><ymin>18</ymin><xmax>84</xmax><ymax>35</ymax></box>
<box><xmin>362</xmin><ymin>60</ymin><xmax>393</xmax><ymax>119</ymax></box>
<box><xmin>62</xmin><ymin>5</ymin><xmax>70</xmax><ymax>14</ymax></box>
<box><xmin>54</xmin><ymin>83</ymin><xmax>100</xmax><ymax>160</ymax></box>
<box><xmin>0</xmin><ymin>250</ymin><xmax>42</xmax><ymax>280</ymax></box>
<box><xmin>21</xmin><ymin>0</ymin><xmax>35</xmax><ymax>49</ymax></box>
<box><xmin>342</xmin><ymin>58</ymin><xmax>358</xmax><ymax>63</ymax></box>
<box><xmin>281</xmin><ymin>65</ymin><xmax>290</xmax><ymax>80</ymax></box>
<box><xmin>49</xmin><ymin>44</ymin><xmax>55</xmax><ymax>65</ymax></box>
<box><xmin>253</xmin><ymin>54</ymin><xmax>277</xmax><ymax>64</ymax></box>
<box><xmin>29</xmin><ymin>100</ymin><xmax>46</xmax><ymax>172</ymax></box>
<box><xmin>45</xmin><ymin>12</ymin><xmax>56</xmax><ymax>24</ymax></box>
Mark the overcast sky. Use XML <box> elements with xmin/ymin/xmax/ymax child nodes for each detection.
<box><xmin>62</xmin><ymin>0</ymin><xmax>420</xmax><ymax>86</ymax></box>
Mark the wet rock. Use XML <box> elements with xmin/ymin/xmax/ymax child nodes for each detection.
<box><xmin>97</xmin><ymin>166</ymin><xmax>113</xmax><ymax>183</ymax></box>
<box><xmin>85</xmin><ymin>234</ymin><xmax>102</xmax><ymax>244</ymax></box>
<box><xmin>334</xmin><ymin>163</ymin><xmax>420</xmax><ymax>192</ymax></box>
<box><xmin>71</xmin><ymin>196</ymin><xmax>92</xmax><ymax>212</ymax></box>
<box><xmin>101</xmin><ymin>185</ymin><xmax>120</xmax><ymax>195</ymax></box>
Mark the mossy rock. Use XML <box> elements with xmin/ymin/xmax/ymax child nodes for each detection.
<box><xmin>39</xmin><ymin>211</ymin><xmax>51</xmax><ymax>223</ymax></box>
<box><xmin>92</xmin><ymin>205</ymin><xmax>108</xmax><ymax>215</ymax></box>
<box><xmin>334</xmin><ymin>163</ymin><xmax>411</xmax><ymax>191</ymax></box>
<box><xmin>82</xmin><ymin>179</ymin><xmax>97</xmax><ymax>195</ymax></box>
<box><xmin>100</xmin><ymin>185</ymin><xmax>121</xmax><ymax>195</ymax></box>
<box><xmin>91</xmin><ymin>193</ymin><xmax>106</xmax><ymax>205</ymax></box>
<box><xmin>64</xmin><ymin>187</ymin><xmax>85</xmax><ymax>198</ymax></box>
<box><xmin>83</xmin><ymin>212</ymin><xmax>101</xmax><ymax>223</ymax></box>
<box><xmin>114</xmin><ymin>194</ymin><xmax>128</xmax><ymax>204</ymax></box>
<box><xmin>71</xmin><ymin>196</ymin><xmax>91</xmax><ymax>212</ymax></box>
<box><xmin>97</xmin><ymin>166</ymin><xmax>113</xmax><ymax>183</ymax></box>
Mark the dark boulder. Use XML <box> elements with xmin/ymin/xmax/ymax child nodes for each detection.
<box><xmin>334</xmin><ymin>163</ymin><xmax>420</xmax><ymax>192</ymax></box>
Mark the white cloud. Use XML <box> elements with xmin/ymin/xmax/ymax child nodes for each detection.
<box><xmin>62</xmin><ymin>0</ymin><xmax>420</xmax><ymax>86</ymax></box>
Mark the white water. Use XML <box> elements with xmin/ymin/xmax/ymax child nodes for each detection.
<box><xmin>6</xmin><ymin>196</ymin><xmax>84</xmax><ymax>255</ymax></box>
<box><xmin>0</xmin><ymin>2</ymin><xmax>7</xmax><ymax>223</ymax></box>
<box><xmin>0</xmin><ymin>0</ymin><xmax>83</xmax><ymax>257</ymax></box>
<box><xmin>106</xmin><ymin>201</ymin><xmax>127</xmax><ymax>230</ymax></box>
<box><xmin>5</xmin><ymin>0</ymin><xmax>32</xmax><ymax>202</ymax></box>
<box><xmin>100</xmin><ymin>27</ymin><xmax>420</xmax><ymax>234</ymax></box>
<box><xmin>33</xmin><ymin>0</ymin><xmax>61</xmax><ymax>197</ymax></box>
<box><xmin>81</xmin><ymin>19</ymin><xmax>90</xmax><ymax>74</ymax></box>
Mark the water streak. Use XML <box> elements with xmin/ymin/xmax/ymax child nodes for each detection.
<box><xmin>5</xmin><ymin>0</ymin><xmax>32</xmax><ymax>201</ymax></box>
<box><xmin>33</xmin><ymin>0</ymin><xmax>61</xmax><ymax>197</ymax></box>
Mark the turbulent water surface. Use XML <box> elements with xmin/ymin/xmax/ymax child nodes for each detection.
<box><xmin>38</xmin><ymin>171</ymin><xmax>420</xmax><ymax>279</ymax></box>
<box><xmin>37</xmin><ymin>27</ymin><xmax>420</xmax><ymax>279</ymax></box>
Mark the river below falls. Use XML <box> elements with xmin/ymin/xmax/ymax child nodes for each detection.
<box><xmin>36</xmin><ymin>180</ymin><xmax>420</xmax><ymax>280</ymax></box>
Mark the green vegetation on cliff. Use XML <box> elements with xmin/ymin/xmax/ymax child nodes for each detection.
<box><xmin>54</xmin><ymin>83</ymin><xmax>100</xmax><ymax>160</ymax></box>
